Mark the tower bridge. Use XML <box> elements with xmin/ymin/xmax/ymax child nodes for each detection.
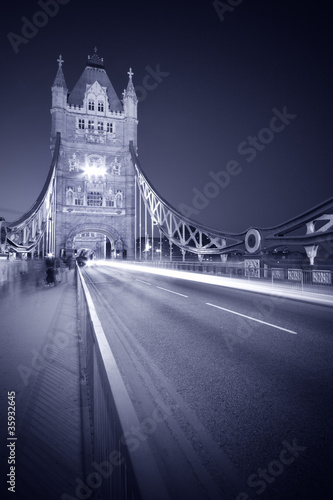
<box><xmin>0</xmin><ymin>50</ymin><xmax>332</xmax><ymax>267</ymax></box>
<box><xmin>1</xmin><ymin>51</ymin><xmax>333</xmax><ymax>500</ymax></box>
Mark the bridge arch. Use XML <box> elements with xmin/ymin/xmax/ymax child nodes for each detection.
<box><xmin>63</xmin><ymin>223</ymin><xmax>125</xmax><ymax>258</ymax></box>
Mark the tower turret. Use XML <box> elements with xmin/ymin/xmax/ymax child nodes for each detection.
<box><xmin>123</xmin><ymin>68</ymin><xmax>138</xmax><ymax>147</ymax></box>
<box><xmin>50</xmin><ymin>51</ymin><xmax>137</xmax><ymax>260</ymax></box>
<box><xmin>51</xmin><ymin>55</ymin><xmax>68</xmax><ymax>142</ymax></box>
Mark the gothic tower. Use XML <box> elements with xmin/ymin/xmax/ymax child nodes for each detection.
<box><xmin>50</xmin><ymin>50</ymin><xmax>138</xmax><ymax>259</ymax></box>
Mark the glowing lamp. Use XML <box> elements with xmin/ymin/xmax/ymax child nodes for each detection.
<box><xmin>83</xmin><ymin>163</ymin><xmax>107</xmax><ymax>177</ymax></box>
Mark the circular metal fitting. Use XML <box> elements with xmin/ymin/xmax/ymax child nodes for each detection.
<box><xmin>245</xmin><ymin>228</ymin><xmax>261</xmax><ymax>254</ymax></box>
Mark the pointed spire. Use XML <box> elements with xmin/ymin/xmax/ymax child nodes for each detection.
<box><xmin>52</xmin><ymin>54</ymin><xmax>67</xmax><ymax>88</ymax></box>
<box><xmin>128</xmin><ymin>67</ymin><xmax>134</xmax><ymax>81</ymax></box>
<box><xmin>124</xmin><ymin>67</ymin><xmax>137</xmax><ymax>102</ymax></box>
<box><xmin>87</xmin><ymin>47</ymin><xmax>104</xmax><ymax>68</ymax></box>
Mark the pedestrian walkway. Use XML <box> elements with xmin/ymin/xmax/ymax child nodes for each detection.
<box><xmin>0</xmin><ymin>269</ymin><xmax>86</xmax><ymax>500</ymax></box>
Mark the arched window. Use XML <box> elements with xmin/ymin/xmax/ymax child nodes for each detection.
<box><xmin>98</xmin><ymin>101</ymin><xmax>104</xmax><ymax>112</ymax></box>
<box><xmin>88</xmin><ymin>100</ymin><xmax>95</xmax><ymax>111</ymax></box>
<box><xmin>66</xmin><ymin>187</ymin><xmax>74</xmax><ymax>205</ymax></box>
<box><xmin>115</xmin><ymin>190</ymin><xmax>123</xmax><ymax>208</ymax></box>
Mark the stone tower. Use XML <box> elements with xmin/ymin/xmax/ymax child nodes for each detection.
<box><xmin>50</xmin><ymin>50</ymin><xmax>138</xmax><ymax>259</ymax></box>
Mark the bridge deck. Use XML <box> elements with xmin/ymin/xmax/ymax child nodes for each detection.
<box><xmin>0</xmin><ymin>270</ymin><xmax>85</xmax><ymax>500</ymax></box>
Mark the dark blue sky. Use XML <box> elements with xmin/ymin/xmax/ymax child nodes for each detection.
<box><xmin>0</xmin><ymin>0</ymin><xmax>332</xmax><ymax>232</ymax></box>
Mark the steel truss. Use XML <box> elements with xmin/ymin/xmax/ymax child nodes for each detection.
<box><xmin>4</xmin><ymin>133</ymin><xmax>60</xmax><ymax>256</ymax></box>
<box><xmin>130</xmin><ymin>143</ymin><xmax>244</xmax><ymax>261</ymax></box>
<box><xmin>130</xmin><ymin>142</ymin><xmax>333</xmax><ymax>261</ymax></box>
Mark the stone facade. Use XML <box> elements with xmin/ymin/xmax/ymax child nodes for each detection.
<box><xmin>50</xmin><ymin>52</ymin><xmax>138</xmax><ymax>259</ymax></box>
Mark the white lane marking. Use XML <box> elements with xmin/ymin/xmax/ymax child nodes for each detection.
<box><xmin>135</xmin><ymin>279</ymin><xmax>152</xmax><ymax>286</ymax></box>
<box><xmin>206</xmin><ymin>303</ymin><xmax>297</xmax><ymax>334</ymax></box>
<box><xmin>156</xmin><ymin>286</ymin><xmax>188</xmax><ymax>298</ymax></box>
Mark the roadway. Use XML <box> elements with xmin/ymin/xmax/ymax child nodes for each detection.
<box><xmin>82</xmin><ymin>262</ymin><xmax>333</xmax><ymax>500</ymax></box>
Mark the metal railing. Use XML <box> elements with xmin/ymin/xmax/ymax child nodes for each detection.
<box><xmin>76</xmin><ymin>264</ymin><xmax>169</xmax><ymax>500</ymax></box>
<box><xmin>130</xmin><ymin>260</ymin><xmax>333</xmax><ymax>296</ymax></box>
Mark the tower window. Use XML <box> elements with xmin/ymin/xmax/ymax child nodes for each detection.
<box><xmin>66</xmin><ymin>187</ymin><xmax>74</xmax><ymax>205</ymax></box>
<box><xmin>115</xmin><ymin>190</ymin><xmax>123</xmax><ymax>208</ymax></box>
<box><xmin>106</xmin><ymin>122</ymin><xmax>113</xmax><ymax>133</ymax></box>
<box><xmin>88</xmin><ymin>120</ymin><xmax>95</xmax><ymax>130</ymax></box>
<box><xmin>98</xmin><ymin>101</ymin><xmax>104</xmax><ymax>112</ymax></box>
<box><xmin>88</xmin><ymin>100</ymin><xmax>95</xmax><ymax>111</ymax></box>
<box><xmin>97</xmin><ymin>121</ymin><xmax>104</xmax><ymax>131</ymax></box>
<box><xmin>87</xmin><ymin>191</ymin><xmax>103</xmax><ymax>206</ymax></box>
<box><xmin>78</xmin><ymin>119</ymin><xmax>85</xmax><ymax>130</ymax></box>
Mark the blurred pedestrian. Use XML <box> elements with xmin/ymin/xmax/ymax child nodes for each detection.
<box><xmin>45</xmin><ymin>253</ymin><xmax>55</xmax><ymax>286</ymax></box>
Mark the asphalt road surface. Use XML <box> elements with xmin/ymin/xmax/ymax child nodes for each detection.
<box><xmin>82</xmin><ymin>263</ymin><xmax>333</xmax><ymax>500</ymax></box>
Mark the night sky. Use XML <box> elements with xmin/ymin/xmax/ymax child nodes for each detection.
<box><xmin>0</xmin><ymin>0</ymin><xmax>332</xmax><ymax>232</ymax></box>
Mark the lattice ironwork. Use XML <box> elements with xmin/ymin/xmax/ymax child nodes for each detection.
<box><xmin>130</xmin><ymin>142</ymin><xmax>244</xmax><ymax>257</ymax></box>
<box><xmin>5</xmin><ymin>133</ymin><xmax>60</xmax><ymax>255</ymax></box>
<box><xmin>130</xmin><ymin>142</ymin><xmax>333</xmax><ymax>262</ymax></box>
